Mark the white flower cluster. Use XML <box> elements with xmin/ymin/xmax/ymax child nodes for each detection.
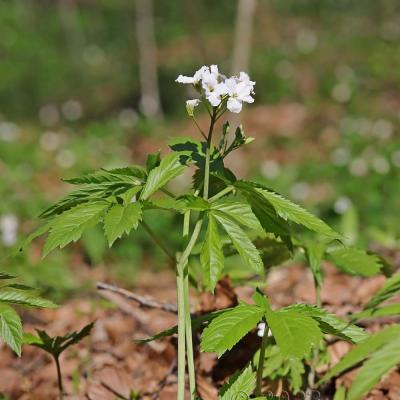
<box><xmin>176</xmin><ymin>65</ymin><xmax>255</xmax><ymax>114</ymax></box>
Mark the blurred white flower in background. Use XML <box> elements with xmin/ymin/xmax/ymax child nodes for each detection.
<box><xmin>334</xmin><ymin>196</ymin><xmax>352</xmax><ymax>214</ymax></box>
<box><xmin>331</xmin><ymin>147</ymin><xmax>351</xmax><ymax>166</ymax></box>
<box><xmin>56</xmin><ymin>149</ymin><xmax>76</xmax><ymax>169</ymax></box>
<box><xmin>40</xmin><ymin>131</ymin><xmax>64</xmax><ymax>152</ymax></box>
<box><xmin>176</xmin><ymin>65</ymin><xmax>255</xmax><ymax>113</ymax></box>
<box><xmin>372</xmin><ymin>119</ymin><xmax>393</xmax><ymax>140</ymax></box>
<box><xmin>372</xmin><ymin>155</ymin><xmax>390</xmax><ymax>174</ymax></box>
<box><xmin>0</xmin><ymin>121</ymin><xmax>20</xmax><ymax>142</ymax></box>
<box><xmin>290</xmin><ymin>182</ymin><xmax>311</xmax><ymax>201</ymax></box>
<box><xmin>39</xmin><ymin>104</ymin><xmax>60</xmax><ymax>127</ymax></box>
<box><xmin>261</xmin><ymin>160</ymin><xmax>281</xmax><ymax>179</ymax></box>
<box><xmin>296</xmin><ymin>29</ymin><xmax>318</xmax><ymax>53</ymax></box>
<box><xmin>0</xmin><ymin>214</ymin><xmax>18</xmax><ymax>247</ymax></box>
<box><xmin>391</xmin><ymin>150</ymin><xmax>400</xmax><ymax>167</ymax></box>
<box><xmin>349</xmin><ymin>158</ymin><xmax>368</xmax><ymax>177</ymax></box>
<box><xmin>332</xmin><ymin>82</ymin><xmax>352</xmax><ymax>103</ymax></box>
<box><xmin>62</xmin><ymin>100</ymin><xmax>83</xmax><ymax>121</ymax></box>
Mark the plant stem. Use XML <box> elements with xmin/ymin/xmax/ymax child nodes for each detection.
<box><xmin>208</xmin><ymin>185</ymin><xmax>234</xmax><ymax>203</ymax></box>
<box><xmin>203</xmin><ymin>108</ymin><xmax>217</xmax><ymax>200</ymax></box>
<box><xmin>54</xmin><ymin>356</ymin><xmax>64</xmax><ymax>400</ymax></box>
<box><xmin>142</xmin><ymin>219</ymin><xmax>175</xmax><ymax>262</ymax></box>
<box><xmin>255</xmin><ymin>320</ymin><xmax>268</xmax><ymax>396</ymax></box>
<box><xmin>176</xmin><ymin>261</ymin><xmax>186</xmax><ymax>400</ymax></box>
<box><xmin>182</xmin><ymin>211</ymin><xmax>196</xmax><ymax>399</ymax></box>
<box><xmin>176</xmin><ymin>218</ymin><xmax>203</xmax><ymax>399</ymax></box>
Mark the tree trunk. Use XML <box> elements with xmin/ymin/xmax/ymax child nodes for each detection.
<box><xmin>135</xmin><ymin>0</ymin><xmax>162</xmax><ymax>120</ymax></box>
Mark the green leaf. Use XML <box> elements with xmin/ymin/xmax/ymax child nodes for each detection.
<box><xmin>266</xmin><ymin>310</ymin><xmax>322</xmax><ymax>358</ymax></box>
<box><xmin>0</xmin><ymin>288</ymin><xmax>57</xmax><ymax>308</ymax></box>
<box><xmin>201</xmin><ymin>214</ymin><xmax>224</xmax><ymax>292</ymax></box>
<box><xmin>320</xmin><ymin>324</ymin><xmax>400</xmax><ymax>384</ymax></box>
<box><xmin>364</xmin><ymin>273</ymin><xmax>400</xmax><ymax>309</ymax></box>
<box><xmin>347</xmin><ymin>338</ymin><xmax>400</xmax><ymax>400</ymax></box>
<box><xmin>333</xmin><ymin>386</ymin><xmax>346</xmax><ymax>400</ymax></box>
<box><xmin>43</xmin><ymin>201</ymin><xmax>109</xmax><ymax>257</ymax></box>
<box><xmin>0</xmin><ymin>273</ymin><xmax>16</xmax><ymax>280</ymax></box>
<box><xmin>140</xmin><ymin>153</ymin><xmax>185</xmax><ymax>200</ymax></box>
<box><xmin>282</xmin><ymin>304</ymin><xmax>367</xmax><ymax>343</ymax></box>
<box><xmin>219</xmin><ymin>365</ymin><xmax>256</xmax><ymax>400</ymax></box>
<box><xmin>236</xmin><ymin>181</ymin><xmax>340</xmax><ymax>239</ymax></box>
<box><xmin>213</xmin><ymin>211</ymin><xmax>264</xmax><ymax>276</ymax></box>
<box><xmin>64</xmin><ymin>166</ymin><xmax>145</xmax><ymax>185</ymax></box>
<box><xmin>103</xmin><ymin>202</ymin><xmax>142</xmax><ymax>246</ymax></box>
<box><xmin>0</xmin><ymin>303</ymin><xmax>23</xmax><ymax>356</ymax></box>
<box><xmin>201</xmin><ymin>303</ymin><xmax>264</xmax><ymax>357</ymax></box>
<box><xmin>235</xmin><ymin>182</ymin><xmax>291</xmax><ymax>237</ymax></box>
<box><xmin>305</xmin><ymin>242</ymin><xmax>326</xmax><ymax>287</ymax></box>
<box><xmin>327</xmin><ymin>247</ymin><xmax>382</xmax><ymax>277</ymax></box>
<box><xmin>146</xmin><ymin>151</ymin><xmax>161</xmax><ymax>172</ymax></box>
<box><xmin>353</xmin><ymin>303</ymin><xmax>400</xmax><ymax>320</ymax></box>
<box><xmin>26</xmin><ymin>322</ymin><xmax>94</xmax><ymax>357</ymax></box>
<box><xmin>211</xmin><ymin>199</ymin><xmax>264</xmax><ymax>234</ymax></box>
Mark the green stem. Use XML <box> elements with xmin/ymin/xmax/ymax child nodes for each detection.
<box><xmin>176</xmin><ymin>262</ymin><xmax>186</xmax><ymax>400</ymax></box>
<box><xmin>182</xmin><ymin>211</ymin><xmax>196</xmax><ymax>399</ymax></box>
<box><xmin>176</xmin><ymin>219</ymin><xmax>203</xmax><ymax>399</ymax></box>
<box><xmin>54</xmin><ymin>356</ymin><xmax>64</xmax><ymax>400</ymax></box>
<box><xmin>203</xmin><ymin>108</ymin><xmax>217</xmax><ymax>200</ymax></box>
<box><xmin>255</xmin><ymin>320</ymin><xmax>268</xmax><ymax>396</ymax></box>
<box><xmin>209</xmin><ymin>185</ymin><xmax>234</xmax><ymax>203</ymax></box>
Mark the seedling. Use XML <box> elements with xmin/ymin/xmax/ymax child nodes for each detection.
<box><xmin>0</xmin><ymin>272</ymin><xmax>56</xmax><ymax>356</ymax></box>
<box><xmin>24</xmin><ymin>322</ymin><xmax>94</xmax><ymax>399</ymax></box>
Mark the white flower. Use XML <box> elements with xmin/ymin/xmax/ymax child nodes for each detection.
<box><xmin>225</xmin><ymin>72</ymin><xmax>255</xmax><ymax>113</ymax></box>
<box><xmin>201</xmin><ymin>65</ymin><xmax>228</xmax><ymax>107</ymax></box>
<box><xmin>257</xmin><ymin>322</ymin><xmax>271</xmax><ymax>338</ymax></box>
<box><xmin>186</xmin><ymin>99</ymin><xmax>201</xmax><ymax>116</ymax></box>
<box><xmin>176</xmin><ymin>65</ymin><xmax>208</xmax><ymax>85</ymax></box>
<box><xmin>0</xmin><ymin>214</ymin><xmax>18</xmax><ymax>247</ymax></box>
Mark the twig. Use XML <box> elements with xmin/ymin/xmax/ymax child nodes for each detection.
<box><xmin>96</xmin><ymin>282</ymin><xmax>178</xmax><ymax>314</ymax></box>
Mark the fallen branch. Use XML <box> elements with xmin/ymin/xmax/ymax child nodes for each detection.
<box><xmin>96</xmin><ymin>282</ymin><xmax>178</xmax><ymax>314</ymax></box>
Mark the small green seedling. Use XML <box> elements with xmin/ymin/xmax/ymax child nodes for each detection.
<box><xmin>24</xmin><ymin>322</ymin><xmax>94</xmax><ymax>399</ymax></box>
<box><xmin>0</xmin><ymin>272</ymin><xmax>56</xmax><ymax>356</ymax></box>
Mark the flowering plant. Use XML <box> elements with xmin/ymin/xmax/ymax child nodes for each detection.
<box><xmin>26</xmin><ymin>65</ymin><xmax>398</xmax><ymax>400</ymax></box>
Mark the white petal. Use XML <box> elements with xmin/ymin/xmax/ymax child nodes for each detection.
<box><xmin>176</xmin><ymin>75</ymin><xmax>196</xmax><ymax>84</ymax></box>
<box><xmin>227</xmin><ymin>97</ymin><xmax>242</xmax><ymax>113</ymax></box>
<box><xmin>207</xmin><ymin>92</ymin><xmax>222</xmax><ymax>107</ymax></box>
<box><xmin>186</xmin><ymin>99</ymin><xmax>201</xmax><ymax>116</ymax></box>
<box><xmin>210</xmin><ymin>64</ymin><xmax>219</xmax><ymax>76</ymax></box>
<box><xmin>214</xmin><ymin>82</ymin><xmax>228</xmax><ymax>96</ymax></box>
<box><xmin>240</xmin><ymin>95</ymin><xmax>254</xmax><ymax>104</ymax></box>
<box><xmin>224</xmin><ymin>78</ymin><xmax>237</xmax><ymax>95</ymax></box>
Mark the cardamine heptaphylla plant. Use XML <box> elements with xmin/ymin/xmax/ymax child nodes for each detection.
<box><xmin>26</xmin><ymin>65</ymin><xmax>396</xmax><ymax>399</ymax></box>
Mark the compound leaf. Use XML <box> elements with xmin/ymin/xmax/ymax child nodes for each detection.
<box><xmin>0</xmin><ymin>303</ymin><xmax>22</xmax><ymax>356</ymax></box>
<box><xmin>103</xmin><ymin>202</ymin><xmax>142</xmax><ymax>246</ymax></box>
<box><xmin>364</xmin><ymin>272</ymin><xmax>400</xmax><ymax>309</ymax></box>
<box><xmin>201</xmin><ymin>214</ymin><xmax>224</xmax><ymax>292</ymax></box>
<box><xmin>140</xmin><ymin>153</ymin><xmax>185</xmax><ymax>200</ymax></box>
<box><xmin>201</xmin><ymin>303</ymin><xmax>264</xmax><ymax>357</ymax></box>
<box><xmin>0</xmin><ymin>288</ymin><xmax>56</xmax><ymax>308</ymax></box>
<box><xmin>219</xmin><ymin>365</ymin><xmax>256</xmax><ymax>400</ymax></box>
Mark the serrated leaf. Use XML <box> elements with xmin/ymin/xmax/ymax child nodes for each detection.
<box><xmin>0</xmin><ymin>289</ymin><xmax>57</xmax><ymax>308</ymax></box>
<box><xmin>201</xmin><ymin>303</ymin><xmax>263</xmax><ymax>357</ymax></box>
<box><xmin>43</xmin><ymin>201</ymin><xmax>109</xmax><ymax>257</ymax></box>
<box><xmin>64</xmin><ymin>166</ymin><xmax>145</xmax><ymax>185</ymax></box>
<box><xmin>219</xmin><ymin>365</ymin><xmax>256</xmax><ymax>400</ymax></box>
<box><xmin>364</xmin><ymin>273</ymin><xmax>400</xmax><ymax>309</ymax></box>
<box><xmin>347</xmin><ymin>338</ymin><xmax>400</xmax><ymax>400</ymax></box>
<box><xmin>327</xmin><ymin>247</ymin><xmax>382</xmax><ymax>277</ymax></box>
<box><xmin>236</xmin><ymin>181</ymin><xmax>339</xmax><ymax>239</ymax></box>
<box><xmin>211</xmin><ymin>199</ymin><xmax>264</xmax><ymax>234</ymax></box>
<box><xmin>305</xmin><ymin>242</ymin><xmax>326</xmax><ymax>287</ymax></box>
<box><xmin>0</xmin><ymin>273</ymin><xmax>16</xmax><ymax>280</ymax></box>
<box><xmin>266</xmin><ymin>310</ymin><xmax>322</xmax><ymax>358</ymax></box>
<box><xmin>146</xmin><ymin>152</ymin><xmax>161</xmax><ymax>172</ymax></box>
<box><xmin>103</xmin><ymin>202</ymin><xmax>142</xmax><ymax>246</ymax></box>
<box><xmin>140</xmin><ymin>153</ymin><xmax>185</xmax><ymax>200</ymax></box>
<box><xmin>0</xmin><ymin>303</ymin><xmax>22</xmax><ymax>356</ymax></box>
<box><xmin>213</xmin><ymin>211</ymin><xmax>264</xmax><ymax>276</ymax></box>
<box><xmin>353</xmin><ymin>303</ymin><xmax>400</xmax><ymax>320</ymax></box>
<box><xmin>320</xmin><ymin>324</ymin><xmax>400</xmax><ymax>384</ymax></box>
<box><xmin>235</xmin><ymin>182</ymin><xmax>290</xmax><ymax>237</ymax></box>
<box><xmin>201</xmin><ymin>214</ymin><xmax>224</xmax><ymax>292</ymax></box>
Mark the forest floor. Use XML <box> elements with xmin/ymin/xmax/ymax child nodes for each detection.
<box><xmin>1</xmin><ymin>245</ymin><xmax>400</xmax><ymax>400</ymax></box>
